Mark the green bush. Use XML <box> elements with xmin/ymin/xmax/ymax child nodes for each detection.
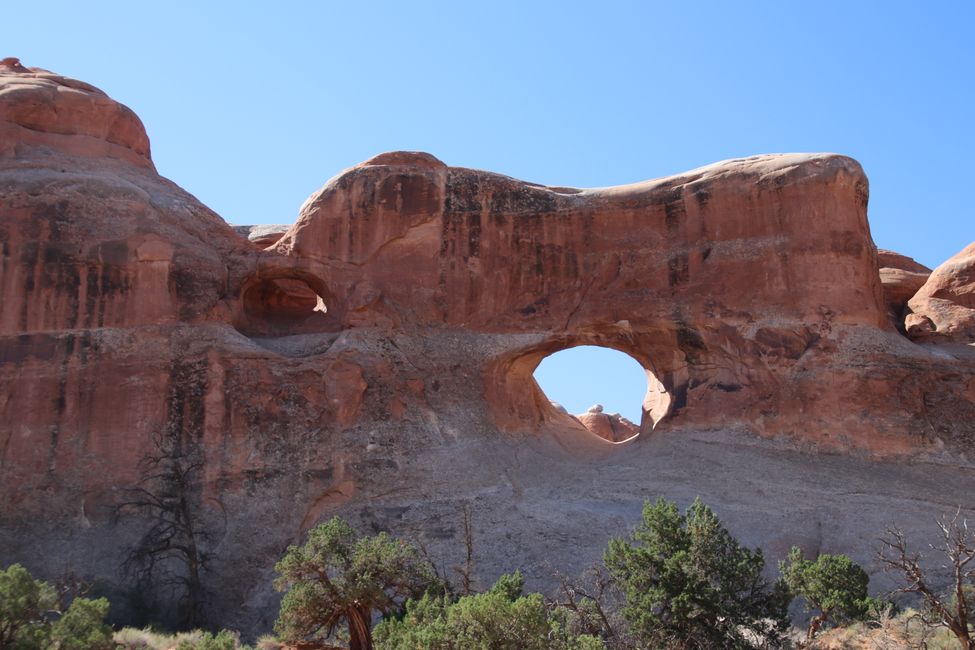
<box><xmin>0</xmin><ymin>563</ymin><xmax>113</xmax><ymax>650</ymax></box>
<box><xmin>604</xmin><ymin>497</ymin><xmax>790</xmax><ymax>649</ymax></box>
<box><xmin>779</xmin><ymin>546</ymin><xmax>875</xmax><ymax>641</ymax></box>
<box><xmin>51</xmin><ymin>597</ymin><xmax>114</xmax><ymax>650</ymax></box>
<box><xmin>373</xmin><ymin>572</ymin><xmax>604</xmax><ymax>649</ymax></box>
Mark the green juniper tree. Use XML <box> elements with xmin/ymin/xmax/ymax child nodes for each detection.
<box><xmin>0</xmin><ymin>563</ymin><xmax>113</xmax><ymax>650</ymax></box>
<box><xmin>780</xmin><ymin>546</ymin><xmax>874</xmax><ymax>642</ymax></box>
<box><xmin>273</xmin><ymin>517</ymin><xmax>442</xmax><ymax>650</ymax></box>
<box><xmin>604</xmin><ymin>497</ymin><xmax>790</xmax><ymax>649</ymax></box>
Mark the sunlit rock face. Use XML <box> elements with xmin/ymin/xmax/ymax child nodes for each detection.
<box><xmin>877</xmin><ymin>248</ymin><xmax>931</xmax><ymax>325</ymax></box>
<box><xmin>2</xmin><ymin>60</ymin><xmax>974</xmax><ymax>635</ymax></box>
<box><xmin>573</xmin><ymin>405</ymin><xmax>640</xmax><ymax>443</ymax></box>
<box><xmin>906</xmin><ymin>242</ymin><xmax>975</xmax><ymax>342</ymax></box>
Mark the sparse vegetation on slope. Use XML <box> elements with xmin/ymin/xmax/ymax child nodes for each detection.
<box><xmin>7</xmin><ymin>501</ymin><xmax>975</xmax><ymax>649</ymax></box>
<box><xmin>374</xmin><ymin>571</ymin><xmax>604</xmax><ymax>649</ymax></box>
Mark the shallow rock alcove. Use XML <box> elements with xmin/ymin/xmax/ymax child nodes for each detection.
<box><xmin>238</xmin><ymin>272</ymin><xmax>332</xmax><ymax>336</ymax></box>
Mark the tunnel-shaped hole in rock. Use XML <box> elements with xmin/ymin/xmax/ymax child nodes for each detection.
<box><xmin>534</xmin><ymin>345</ymin><xmax>661</xmax><ymax>443</ymax></box>
<box><xmin>240</xmin><ymin>276</ymin><xmax>329</xmax><ymax>335</ymax></box>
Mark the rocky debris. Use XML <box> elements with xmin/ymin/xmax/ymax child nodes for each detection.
<box><xmin>906</xmin><ymin>241</ymin><xmax>975</xmax><ymax>342</ymax></box>
<box><xmin>2</xmin><ymin>61</ymin><xmax>975</xmax><ymax>636</ymax></box>
<box><xmin>233</xmin><ymin>224</ymin><xmax>291</xmax><ymax>249</ymax></box>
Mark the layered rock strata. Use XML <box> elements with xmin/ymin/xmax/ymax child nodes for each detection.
<box><xmin>2</xmin><ymin>60</ymin><xmax>974</xmax><ymax>634</ymax></box>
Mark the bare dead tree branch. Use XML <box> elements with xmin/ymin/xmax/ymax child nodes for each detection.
<box><xmin>878</xmin><ymin>509</ymin><xmax>975</xmax><ymax>650</ymax></box>
<box><xmin>451</xmin><ymin>505</ymin><xmax>476</xmax><ymax>596</ymax></box>
<box><xmin>114</xmin><ymin>428</ymin><xmax>216</xmax><ymax>629</ymax></box>
<box><xmin>549</xmin><ymin>563</ymin><xmax>627</xmax><ymax>647</ymax></box>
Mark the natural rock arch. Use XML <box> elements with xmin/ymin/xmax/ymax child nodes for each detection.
<box><xmin>5</xmin><ymin>59</ymin><xmax>975</xmax><ymax>638</ymax></box>
<box><xmin>485</xmin><ymin>325</ymin><xmax>687</xmax><ymax>444</ymax></box>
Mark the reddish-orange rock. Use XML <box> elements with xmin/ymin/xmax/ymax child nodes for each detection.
<box><xmin>0</xmin><ymin>57</ymin><xmax>152</xmax><ymax>168</ymax></box>
<box><xmin>574</xmin><ymin>405</ymin><xmax>639</xmax><ymax>442</ymax></box>
<box><xmin>2</xmin><ymin>61</ymin><xmax>975</xmax><ymax>636</ymax></box>
<box><xmin>877</xmin><ymin>249</ymin><xmax>932</xmax><ymax>320</ymax></box>
<box><xmin>0</xmin><ymin>58</ymin><xmax>259</xmax><ymax>335</ymax></box>
<box><xmin>906</xmin><ymin>241</ymin><xmax>975</xmax><ymax>341</ymax></box>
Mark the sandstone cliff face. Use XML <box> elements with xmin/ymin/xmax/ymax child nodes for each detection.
<box><xmin>2</xmin><ymin>61</ymin><xmax>974</xmax><ymax>634</ymax></box>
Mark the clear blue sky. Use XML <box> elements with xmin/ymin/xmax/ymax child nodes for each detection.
<box><xmin>10</xmin><ymin>1</ymin><xmax>972</xmax><ymax>420</ymax></box>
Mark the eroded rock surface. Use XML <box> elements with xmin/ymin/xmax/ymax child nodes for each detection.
<box><xmin>574</xmin><ymin>405</ymin><xmax>640</xmax><ymax>442</ymax></box>
<box><xmin>906</xmin><ymin>241</ymin><xmax>975</xmax><ymax>342</ymax></box>
<box><xmin>233</xmin><ymin>224</ymin><xmax>291</xmax><ymax>249</ymax></box>
<box><xmin>2</xmin><ymin>61</ymin><xmax>974</xmax><ymax>635</ymax></box>
<box><xmin>877</xmin><ymin>248</ymin><xmax>931</xmax><ymax>322</ymax></box>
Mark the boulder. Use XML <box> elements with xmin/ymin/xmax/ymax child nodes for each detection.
<box><xmin>574</xmin><ymin>409</ymin><xmax>640</xmax><ymax>442</ymax></box>
<box><xmin>906</xmin><ymin>241</ymin><xmax>975</xmax><ymax>342</ymax></box>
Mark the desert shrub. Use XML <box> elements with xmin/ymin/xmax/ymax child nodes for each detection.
<box><xmin>114</xmin><ymin>627</ymin><xmax>254</xmax><ymax>650</ymax></box>
<box><xmin>604</xmin><ymin>497</ymin><xmax>790</xmax><ymax>649</ymax></box>
<box><xmin>175</xmin><ymin>629</ymin><xmax>246</xmax><ymax>649</ymax></box>
<box><xmin>0</xmin><ymin>563</ymin><xmax>113</xmax><ymax>650</ymax></box>
<box><xmin>254</xmin><ymin>634</ymin><xmax>283</xmax><ymax>650</ymax></box>
<box><xmin>807</xmin><ymin>607</ymin><xmax>962</xmax><ymax>649</ymax></box>
<box><xmin>373</xmin><ymin>571</ymin><xmax>604</xmax><ymax>649</ymax></box>
<box><xmin>779</xmin><ymin>546</ymin><xmax>876</xmax><ymax>641</ymax></box>
<box><xmin>50</xmin><ymin>597</ymin><xmax>114</xmax><ymax>650</ymax></box>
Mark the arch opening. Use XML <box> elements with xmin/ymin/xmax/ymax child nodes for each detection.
<box><xmin>532</xmin><ymin>344</ymin><xmax>668</xmax><ymax>444</ymax></box>
<box><xmin>238</xmin><ymin>274</ymin><xmax>332</xmax><ymax>336</ymax></box>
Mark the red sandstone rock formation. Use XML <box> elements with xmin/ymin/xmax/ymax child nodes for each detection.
<box><xmin>906</xmin><ymin>241</ymin><xmax>975</xmax><ymax>342</ymax></box>
<box><xmin>574</xmin><ymin>405</ymin><xmax>639</xmax><ymax>443</ymax></box>
<box><xmin>2</xmin><ymin>60</ymin><xmax>974</xmax><ymax>634</ymax></box>
<box><xmin>0</xmin><ymin>59</ymin><xmax>368</xmax><ymax>562</ymax></box>
<box><xmin>877</xmin><ymin>248</ymin><xmax>931</xmax><ymax>321</ymax></box>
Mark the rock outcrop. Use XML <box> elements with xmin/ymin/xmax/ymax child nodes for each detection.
<box><xmin>0</xmin><ymin>57</ymin><xmax>151</xmax><ymax>168</ymax></box>
<box><xmin>233</xmin><ymin>224</ymin><xmax>291</xmax><ymax>249</ymax></box>
<box><xmin>906</xmin><ymin>241</ymin><xmax>975</xmax><ymax>342</ymax></box>
<box><xmin>2</xmin><ymin>61</ymin><xmax>974</xmax><ymax>635</ymax></box>
<box><xmin>877</xmin><ymin>248</ymin><xmax>931</xmax><ymax>322</ymax></box>
<box><xmin>574</xmin><ymin>405</ymin><xmax>640</xmax><ymax>442</ymax></box>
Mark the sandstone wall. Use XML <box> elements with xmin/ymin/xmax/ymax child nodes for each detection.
<box><xmin>2</xmin><ymin>59</ymin><xmax>974</xmax><ymax>634</ymax></box>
